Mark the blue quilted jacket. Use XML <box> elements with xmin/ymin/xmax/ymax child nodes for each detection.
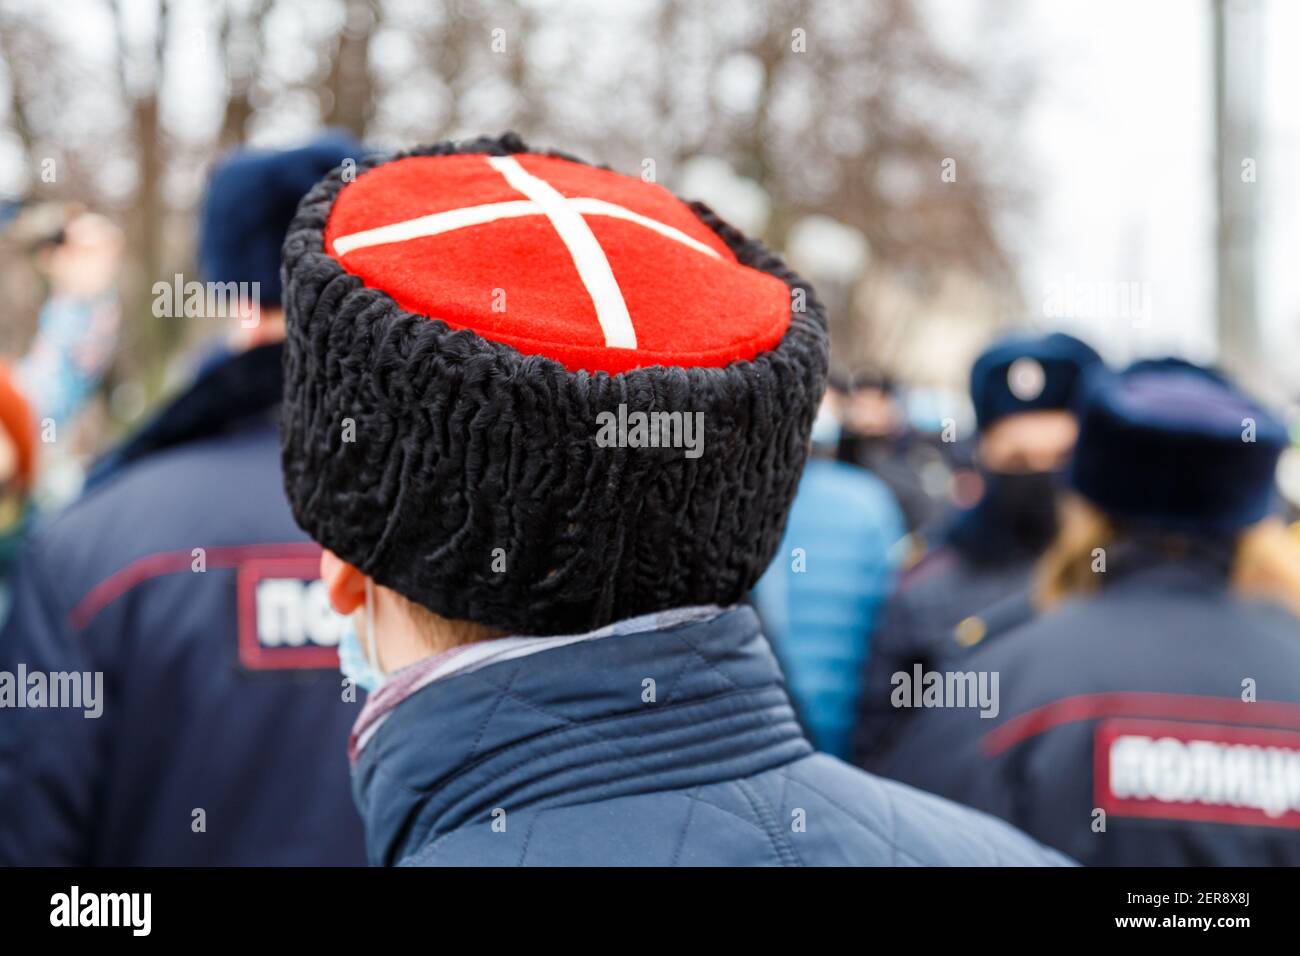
<box><xmin>352</xmin><ymin>605</ymin><xmax>1070</xmax><ymax>866</ymax></box>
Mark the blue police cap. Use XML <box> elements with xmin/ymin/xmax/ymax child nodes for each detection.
<box><xmin>970</xmin><ymin>331</ymin><xmax>1102</xmax><ymax>432</ymax></box>
<box><xmin>1068</xmin><ymin>358</ymin><xmax>1288</xmax><ymax>535</ymax></box>
<box><xmin>198</xmin><ymin>132</ymin><xmax>365</xmax><ymax>307</ymax></box>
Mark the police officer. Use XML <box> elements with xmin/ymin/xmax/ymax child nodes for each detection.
<box><xmin>853</xmin><ymin>331</ymin><xmax>1102</xmax><ymax>767</ymax></box>
<box><xmin>876</xmin><ymin>358</ymin><xmax>1300</xmax><ymax>865</ymax></box>
<box><xmin>0</xmin><ymin>135</ymin><xmax>369</xmax><ymax>865</ymax></box>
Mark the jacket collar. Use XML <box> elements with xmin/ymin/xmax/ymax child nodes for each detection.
<box><xmin>85</xmin><ymin>342</ymin><xmax>284</xmax><ymax>490</ymax></box>
<box><xmin>347</xmin><ymin>605</ymin><xmax>726</xmax><ymax>763</ymax></box>
<box><xmin>352</xmin><ymin>604</ymin><xmax>812</xmax><ymax>865</ymax></box>
<box><xmin>1105</xmin><ymin>534</ymin><xmax>1235</xmax><ymax>593</ymax></box>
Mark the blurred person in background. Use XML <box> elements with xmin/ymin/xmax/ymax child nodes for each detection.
<box><xmin>12</xmin><ymin>209</ymin><xmax>123</xmax><ymax>431</ymax></box>
<box><xmin>853</xmin><ymin>331</ymin><xmax>1102</xmax><ymax>768</ymax></box>
<box><xmin>0</xmin><ymin>134</ymin><xmax>369</xmax><ymax>865</ymax></box>
<box><xmin>277</xmin><ymin>134</ymin><xmax>1068</xmax><ymax>867</ymax></box>
<box><xmin>835</xmin><ymin>366</ymin><xmax>940</xmax><ymax>535</ymax></box>
<box><xmin>0</xmin><ymin>364</ymin><xmax>37</xmax><ymax>619</ymax></box>
<box><xmin>751</xmin><ymin>387</ymin><xmax>905</xmax><ymax>759</ymax></box>
<box><xmin>0</xmin><ymin>204</ymin><xmax>123</xmax><ymax>506</ymax></box>
<box><xmin>876</xmin><ymin>359</ymin><xmax>1300</xmax><ymax>865</ymax></box>
<box><xmin>0</xmin><ymin>204</ymin><xmax>123</xmax><ymax>619</ymax></box>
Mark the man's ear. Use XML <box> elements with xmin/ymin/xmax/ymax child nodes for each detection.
<box><xmin>320</xmin><ymin>549</ymin><xmax>367</xmax><ymax>615</ymax></box>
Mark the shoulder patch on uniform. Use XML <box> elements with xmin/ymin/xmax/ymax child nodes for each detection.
<box><xmin>237</xmin><ymin>554</ymin><xmax>346</xmax><ymax>670</ymax></box>
<box><xmin>1095</xmin><ymin>718</ymin><xmax>1300</xmax><ymax>829</ymax></box>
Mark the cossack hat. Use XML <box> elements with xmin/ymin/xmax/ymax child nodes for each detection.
<box><xmin>279</xmin><ymin>133</ymin><xmax>828</xmax><ymax>635</ymax></box>
<box><xmin>1068</xmin><ymin>358</ymin><xmax>1287</xmax><ymax>535</ymax></box>
<box><xmin>200</xmin><ymin>132</ymin><xmax>365</xmax><ymax>307</ymax></box>
<box><xmin>970</xmin><ymin>331</ymin><xmax>1102</xmax><ymax>432</ymax></box>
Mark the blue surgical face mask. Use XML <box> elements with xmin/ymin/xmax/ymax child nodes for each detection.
<box><xmin>338</xmin><ymin>578</ymin><xmax>384</xmax><ymax>693</ymax></box>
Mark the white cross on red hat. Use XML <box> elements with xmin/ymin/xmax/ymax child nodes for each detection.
<box><xmin>324</xmin><ymin>152</ymin><xmax>792</xmax><ymax>374</ymax></box>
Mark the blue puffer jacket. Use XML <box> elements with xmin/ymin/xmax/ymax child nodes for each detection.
<box><xmin>353</xmin><ymin>605</ymin><xmax>1070</xmax><ymax>866</ymax></box>
<box><xmin>752</xmin><ymin>458</ymin><xmax>904</xmax><ymax>758</ymax></box>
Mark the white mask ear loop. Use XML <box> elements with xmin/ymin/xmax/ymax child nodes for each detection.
<box><xmin>363</xmin><ymin>577</ymin><xmax>382</xmax><ymax>677</ymax></box>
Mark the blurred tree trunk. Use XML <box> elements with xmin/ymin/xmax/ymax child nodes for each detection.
<box><xmin>0</xmin><ymin>14</ymin><xmax>38</xmax><ymax>163</ymax></box>
<box><xmin>111</xmin><ymin>0</ymin><xmax>174</xmax><ymax>401</ymax></box>
<box><xmin>322</xmin><ymin>0</ymin><xmax>378</xmax><ymax>137</ymax></box>
<box><xmin>217</xmin><ymin>0</ymin><xmax>272</xmax><ymax>148</ymax></box>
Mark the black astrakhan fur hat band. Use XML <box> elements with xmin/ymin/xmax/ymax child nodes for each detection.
<box><xmin>279</xmin><ymin>133</ymin><xmax>828</xmax><ymax>635</ymax></box>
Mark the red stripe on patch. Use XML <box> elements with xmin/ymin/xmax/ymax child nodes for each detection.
<box><xmin>69</xmin><ymin>542</ymin><xmax>323</xmax><ymax>630</ymax></box>
<box><xmin>981</xmin><ymin>691</ymin><xmax>1300</xmax><ymax>756</ymax></box>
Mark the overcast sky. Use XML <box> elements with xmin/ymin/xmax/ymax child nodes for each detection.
<box><xmin>6</xmin><ymin>0</ymin><xmax>1296</xmax><ymax>392</ymax></box>
<box><xmin>960</xmin><ymin>0</ymin><xmax>1297</xmax><ymax>394</ymax></box>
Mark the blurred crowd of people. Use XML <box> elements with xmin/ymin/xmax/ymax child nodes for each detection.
<box><xmin>1</xmin><ymin>133</ymin><xmax>1299</xmax><ymax>867</ymax></box>
<box><xmin>759</xmin><ymin>329</ymin><xmax>1300</xmax><ymax>865</ymax></box>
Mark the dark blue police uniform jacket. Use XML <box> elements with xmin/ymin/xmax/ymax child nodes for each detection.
<box><xmin>0</xmin><ymin>343</ymin><xmax>367</xmax><ymax>865</ymax></box>
<box><xmin>853</xmin><ymin>541</ymin><xmax>1034</xmax><ymax>769</ymax></box>
<box><xmin>355</xmin><ymin>605</ymin><xmax>1069</xmax><ymax>866</ymax></box>
<box><xmin>876</xmin><ymin>545</ymin><xmax>1300</xmax><ymax>865</ymax></box>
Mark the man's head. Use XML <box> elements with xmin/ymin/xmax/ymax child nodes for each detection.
<box><xmin>199</xmin><ymin>132</ymin><xmax>365</xmax><ymax>348</ymax></box>
<box><xmin>319</xmin><ymin>549</ymin><xmax>503</xmax><ymax>673</ymax></box>
<box><xmin>946</xmin><ymin>331</ymin><xmax>1102</xmax><ymax>559</ymax></box>
<box><xmin>278</xmin><ymin>134</ymin><xmax>828</xmax><ymax>665</ymax></box>
<box><xmin>978</xmin><ymin>409</ymin><xmax>1078</xmax><ymax>474</ymax></box>
<box><xmin>841</xmin><ymin>366</ymin><xmax>900</xmax><ymax>439</ymax></box>
<box><xmin>969</xmin><ymin>331</ymin><xmax>1102</xmax><ymax>475</ymax></box>
<box><xmin>1036</xmin><ymin>358</ymin><xmax>1291</xmax><ymax>609</ymax></box>
<box><xmin>1068</xmin><ymin>358</ymin><xmax>1286</xmax><ymax>535</ymax></box>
